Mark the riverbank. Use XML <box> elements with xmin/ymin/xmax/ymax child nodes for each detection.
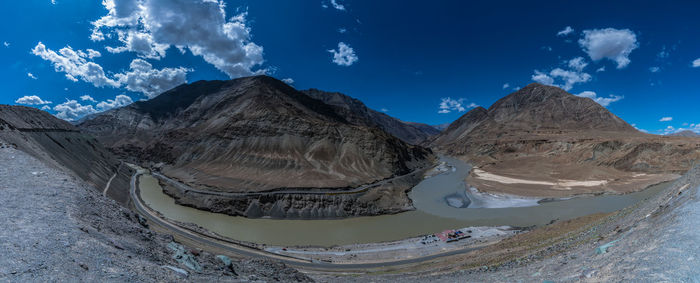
<box><xmin>314</xmin><ymin>162</ymin><xmax>700</xmax><ymax>281</ymax></box>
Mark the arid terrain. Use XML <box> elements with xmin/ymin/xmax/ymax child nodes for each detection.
<box><xmin>430</xmin><ymin>83</ymin><xmax>700</xmax><ymax>197</ymax></box>
<box><xmin>4</xmin><ymin>77</ymin><xmax>700</xmax><ymax>282</ymax></box>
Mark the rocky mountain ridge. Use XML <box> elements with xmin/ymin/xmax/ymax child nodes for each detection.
<box><xmin>79</xmin><ymin>76</ymin><xmax>434</xmax><ymax>196</ymax></box>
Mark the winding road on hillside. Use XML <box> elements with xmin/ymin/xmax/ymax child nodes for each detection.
<box><xmin>129</xmin><ymin>169</ymin><xmax>488</xmax><ymax>271</ymax></box>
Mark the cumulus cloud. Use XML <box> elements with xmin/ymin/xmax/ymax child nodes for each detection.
<box><xmin>281</xmin><ymin>78</ymin><xmax>294</xmax><ymax>84</ymax></box>
<box><xmin>328</xmin><ymin>42</ymin><xmax>358</xmax><ymax>66</ymax></box>
<box><xmin>322</xmin><ymin>0</ymin><xmax>345</xmax><ymax>10</ymax></box>
<box><xmin>567</xmin><ymin>57</ymin><xmax>588</xmax><ymax>72</ymax></box>
<box><xmin>27</xmin><ymin>73</ymin><xmax>38</xmax><ymax>80</ymax></box>
<box><xmin>578</xmin><ymin>28</ymin><xmax>638</xmax><ymax>69</ymax></box>
<box><xmin>41</xmin><ymin>105</ymin><xmax>51</xmax><ymax>111</ymax></box>
<box><xmin>32</xmin><ymin>42</ymin><xmax>120</xmax><ymax>87</ymax></box>
<box><xmin>557</xmin><ymin>26</ymin><xmax>574</xmax><ymax>36</ymax></box>
<box><xmin>532</xmin><ymin>68</ymin><xmax>591</xmax><ymax>91</ymax></box>
<box><xmin>114</xmin><ymin>59</ymin><xmax>190</xmax><ymax>98</ymax></box>
<box><xmin>53</xmin><ymin>99</ymin><xmax>97</xmax><ymax>121</ymax></box>
<box><xmin>660</xmin><ymin>117</ymin><xmax>673</xmax><ymax>122</ymax></box>
<box><xmin>693</xmin><ymin>58</ymin><xmax>700</xmax><ymax>68</ymax></box>
<box><xmin>15</xmin><ymin>95</ymin><xmax>52</xmax><ymax>105</ymax></box>
<box><xmin>438</xmin><ymin>97</ymin><xmax>477</xmax><ymax>114</ymax></box>
<box><xmin>53</xmin><ymin>94</ymin><xmax>135</xmax><ymax>121</ymax></box>
<box><xmin>576</xmin><ymin>91</ymin><xmax>623</xmax><ymax>107</ymax></box>
<box><xmin>532</xmin><ymin>71</ymin><xmax>554</xmax><ymax>86</ymax></box>
<box><xmin>80</xmin><ymin>95</ymin><xmax>97</xmax><ymax>102</ymax></box>
<box><xmin>96</xmin><ymin>94</ymin><xmax>133</xmax><ymax>111</ymax></box>
<box><xmin>33</xmin><ymin>42</ymin><xmax>189</xmax><ymax>98</ymax></box>
<box><xmin>91</xmin><ymin>0</ymin><xmax>264</xmax><ymax>78</ymax></box>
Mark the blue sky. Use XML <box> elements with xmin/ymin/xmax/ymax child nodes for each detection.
<box><xmin>2</xmin><ymin>1</ymin><xmax>700</xmax><ymax>134</ymax></box>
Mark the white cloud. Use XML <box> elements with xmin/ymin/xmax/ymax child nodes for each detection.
<box><xmin>576</xmin><ymin>91</ymin><xmax>623</xmax><ymax>107</ymax></box>
<box><xmin>532</xmin><ymin>68</ymin><xmax>591</xmax><ymax>91</ymax></box>
<box><xmin>578</xmin><ymin>28</ymin><xmax>638</xmax><ymax>69</ymax></box>
<box><xmin>51</xmin><ymin>0</ymin><xmax>56</xmax><ymax>4</ymax></box>
<box><xmin>281</xmin><ymin>78</ymin><xmax>294</xmax><ymax>84</ymax></box>
<box><xmin>693</xmin><ymin>58</ymin><xmax>700</xmax><ymax>68</ymax></box>
<box><xmin>338</xmin><ymin>28</ymin><xmax>347</xmax><ymax>34</ymax></box>
<box><xmin>31</xmin><ymin>42</ymin><xmax>120</xmax><ymax>87</ymax></box>
<box><xmin>41</xmin><ymin>105</ymin><xmax>51</xmax><ymax>111</ymax></box>
<box><xmin>2</xmin><ymin>42</ymin><xmax>9</xmax><ymax>47</ymax></box>
<box><xmin>91</xmin><ymin>0</ymin><xmax>264</xmax><ymax>78</ymax></box>
<box><xmin>32</xmin><ymin>43</ymin><xmax>188</xmax><ymax>97</ymax></box>
<box><xmin>567</xmin><ymin>57</ymin><xmax>588</xmax><ymax>72</ymax></box>
<box><xmin>53</xmin><ymin>94</ymin><xmax>134</xmax><ymax>121</ymax></box>
<box><xmin>557</xmin><ymin>26</ymin><xmax>574</xmax><ymax>36</ymax></box>
<box><xmin>80</xmin><ymin>95</ymin><xmax>97</xmax><ymax>102</ymax></box>
<box><xmin>96</xmin><ymin>94</ymin><xmax>133</xmax><ymax>111</ymax></box>
<box><xmin>532</xmin><ymin>71</ymin><xmax>554</xmax><ymax>86</ymax></box>
<box><xmin>380</xmin><ymin>108</ymin><xmax>389</xmax><ymax>112</ymax></box>
<box><xmin>660</xmin><ymin>117</ymin><xmax>673</xmax><ymax>122</ymax></box>
<box><xmin>114</xmin><ymin>59</ymin><xmax>190</xmax><ymax>98</ymax></box>
<box><xmin>27</xmin><ymin>73</ymin><xmax>38</xmax><ymax>80</ymax></box>
<box><xmin>326</xmin><ymin>0</ymin><xmax>345</xmax><ymax>10</ymax></box>
<box><xmin>15</xmin><ymin>95</ymin><xmax>52</xmax><ymax>105</ymax></box>
<box><xmin>649</xmin><ymin>66</ymin><xmax>660</xmax><ymax>73</ymax></box>
<box><xmin>328</xmin><ymin>42</ymin><xmax>358</xmax><ymax>66</ymax></box>
<box><xmin>502</xmin><ymin>83</ymin><xmax>510</xmax><ymax>89</ymax></box>
<box><xmin>53</xmin><ymin>99</ymin><xmax>97</xmax><ymax>121</ymax></box>
<box><xmin>438</xmin><ymin>97</ymin><xmax>477</xmax><ymax>114</ymax></box>
<box><xmin>596</xmin><ymin>66</ymin><xmax>606</xmax><ymax>72</ymax></box>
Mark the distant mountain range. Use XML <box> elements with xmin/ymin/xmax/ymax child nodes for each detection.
<box><xmin>302</xmin><ymin>89</ymin><xmax>439</xmax><ymax>144</ymax></box>
<box><xmin>668</xmin><ymin>130</ymin><xmax>700</xmax><ymax>137</ymax></box>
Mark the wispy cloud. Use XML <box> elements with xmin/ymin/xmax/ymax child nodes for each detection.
<box><xmin>438</xmin><ymin>97</ymin><xmax>477</xmax><ymax>114</ymax></box>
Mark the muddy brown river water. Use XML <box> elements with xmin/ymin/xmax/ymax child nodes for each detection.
<box><xmin>138</xmin><ymin>156</ymin><xmax>671</xmax><ymax>246</ymax></box>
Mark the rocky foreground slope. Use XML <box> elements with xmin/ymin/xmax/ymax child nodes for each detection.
<box><xmin>429</xmin><ymin>83</ymin><xmax>700</xmax><ymax>196</ymax></box>
<box><xmin>0</xmin><ymin>145</ymin><xmax>310</xmax><ymax>282</ymax></box>
<box><xmin>0</xmin><ymin>105</ymin><xmax>132</xmax><ymax>204</ymax></box>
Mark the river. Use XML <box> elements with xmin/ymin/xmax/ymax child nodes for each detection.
<box><xmin>138</xmin><ymin>156</ymin><xmax>670</xmax><ymax>246</ymax></box>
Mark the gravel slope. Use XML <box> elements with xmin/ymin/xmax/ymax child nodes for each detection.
<box><xmin>0</xmin><ymin>145</ymin><xmax>310</xmax><ymax>282</ymax></box>
<box><xmin>314</xmin><ymin>163</ymin><xmax>700</xmax><ymax>282</ymax></box>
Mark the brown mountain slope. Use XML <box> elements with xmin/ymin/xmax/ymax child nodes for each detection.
<box><xmin>79</xmin><ymin>76</ymin><xmax>433</xmax><ymax>193</ymax></box>
<box><xmin>302</xmin><ymin>89</ymin><xmax>439</xmax><ymax>144</ymax></box>
<box><xmin>669</xmin><ymin>130</ymin><xmax>700</xmax><ymax>137</ymax></box>
<box><xmin>0</xmin><ymin>105</ymin><xmax>132</xmax><ymax>204</ymax></box>
<box><xmin>430</xmin><ymin>83</ymin><xmax>700</xmax><ymax>197</ymax></box>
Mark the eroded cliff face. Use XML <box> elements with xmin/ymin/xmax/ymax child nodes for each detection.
<box><xmin>158</xmin><ymin>168</ymin><xmax>426</xmax><ymax>219</ymax></box>
<box><xmin>80</xmin><ymin>76</ymin><xmax>434</xmax><ymax>194</ymax></box>
<box><xmin>0</xmin><ymin>105</ymin><xmax>132</xmax><ymax>205</ymax></box>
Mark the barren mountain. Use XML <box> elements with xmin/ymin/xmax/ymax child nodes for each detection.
<box><xmin>0</xmin><ymin>105</ymin><xmax>132</xmax><ymax>204</ymax></box>
<box><xmin>430</xmin><ymin>83</ymin><xmax>700</xmax><ymax>197</ymax></box>
<box><xmin>79</xmin><ymin>76</ymin><xmax>433</xmax><ymax>194</ymax></box>
<box><xmin>668</xmin><ymin>130</ymin><xmax>700</xmax><ymax>137</ymax></box>
<box><xmin>303</xmin><ymin>89</ymin><xmax>439</xmax><ymax>144</ymax></box>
